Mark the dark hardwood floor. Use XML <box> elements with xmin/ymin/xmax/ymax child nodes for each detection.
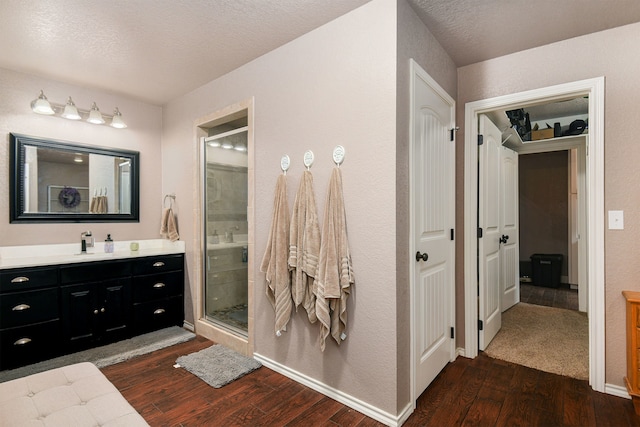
<box><xmin>101</xmin><ymin>335</ymin><xmax>640</xmax><ymax>426</ymax></box>
<box><xmin>520</xmin><ymin>282</ymin><xmax>579</xmax><ymax>311</ymax></box>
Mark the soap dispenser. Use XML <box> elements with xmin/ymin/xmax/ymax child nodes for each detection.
<box><xmin>104</xmin><ymin>234</ymin><xmax>114</xmax><ymax>253</ymax></box>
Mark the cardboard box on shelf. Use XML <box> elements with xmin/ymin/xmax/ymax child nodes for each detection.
<box><xmin>531</xmin><ymin>128</ymin><xmax>555</xmax><ymax>141</ymax></box>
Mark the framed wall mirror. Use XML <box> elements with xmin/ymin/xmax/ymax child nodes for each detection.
<box><xmin>9</xmin><ymin>133</ymin><xmax>139</xmax><ymax>223</ymax></box>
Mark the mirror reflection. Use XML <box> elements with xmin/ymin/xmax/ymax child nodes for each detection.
<box><xmin>10</xmin><ymin>133</ymin><xmax>139</xmax><ymax>223</ymax></box>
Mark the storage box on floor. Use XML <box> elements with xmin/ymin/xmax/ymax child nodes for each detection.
<box><xmin>530</xmin><ymin>254</ymin><xmax>563</xmax><ymax>288</ymax></box>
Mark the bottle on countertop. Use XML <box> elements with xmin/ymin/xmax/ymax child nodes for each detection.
<box><xmin>104</xmin><ymin>234</ymin><xmax>114</xmax><ymax>253</ymax></box>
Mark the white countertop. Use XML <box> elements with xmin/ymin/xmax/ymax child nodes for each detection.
<box><xmin>0</xmin><ymin>239</ymin><xmax>186</xmax><ymax>270</ymax></box>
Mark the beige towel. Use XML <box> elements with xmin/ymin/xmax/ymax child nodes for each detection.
<box><xmin>315</xmin><ymin>168</ymin><xmax>355</xmax><ymax>351</ymax></box>
<box><xmin>260</xmin><ymin>174</ymin><xmax>293</xmax><ymax>335</ymax></box>
<box><xmin>89</xmin><ymin>196</ymin><xmax>97</xmax><ymax>213</ymax></box>
<box><xmin>289</xmin><ymin>170</ymin><xmax>320</xmax><ymax>324</ymax></box>
<box><xmin>160</xmin><ymin>208</ymin><xmax>170</xmax><ymax>235</ymax></box>
<box><xmin>160</xmin><ymin>208</ymin><xmax>180</xmax><ymax>241</ymax></box>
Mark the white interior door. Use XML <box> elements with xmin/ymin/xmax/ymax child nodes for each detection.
<box><xmin>478</xmin><ymin>114</ymin><xmax>502</xmax><ymax>351</ymax></box>
<box><xmin>411</xmin><ymin>60</ymin><xmax>455</xmax><ymax>398</ymax></box>
<box><xmin>500</xmin><ymin>147</ymin><xmax>519</xmax><ymax>311</ymax></box>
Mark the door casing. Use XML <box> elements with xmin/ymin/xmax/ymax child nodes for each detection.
<box><xmin>463</xmin><ymin>77</ymin><xmax>605</xmax><ymax>392</ymax></box>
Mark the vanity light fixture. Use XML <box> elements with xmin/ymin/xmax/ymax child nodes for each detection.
<box><xmin>110</xmin><ymin>107</ymin><xmax>127</xmax><ymax>129</ymax></box>
<box><xmin>61</xmin><ymin>97</ymin><xmax>81</xmax><ymax>120</ymax></box>
<box><xmin>30</xmin><ymin>90</ymin><xmax>127</xmax><ymax>129</ymax></box>
<box><xmin>30</xmin><ymin>90</ymin><xmax>55</xmax><ymax>115</ymax></box>
<box><xmin>234</xmin><ymin>141</ymin><xmax>247</xmax><ymax>152</ymax></box>
<box><xmin>87</xmin><ymin>102</ymin><xmax>105</xmax><ymax>124</ymax></box>
<box><xmin>221</xmin><ymin>140</ymin><xmax>234</xmax><ymax>150</ymax></box>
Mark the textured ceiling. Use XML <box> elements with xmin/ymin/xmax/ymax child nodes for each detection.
<box><xmin>0</xmin><ymin>0</ymin><xmax>371</xmax><ymax>105</ymax></box>
<box><xmin>1</xmin><ymin>0</ymin><xmax>640</xmax><ymax>105</ymax></box>
<box><xmin>407</xmin><ymin>0</ymin><xmax>640</xmax><ymax>67</ymax></box>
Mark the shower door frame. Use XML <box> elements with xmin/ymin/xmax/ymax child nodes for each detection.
<box><xmin>194</xmin><ymin>98</ymin><xmax>255</xmax><ymax>357</ymax></box>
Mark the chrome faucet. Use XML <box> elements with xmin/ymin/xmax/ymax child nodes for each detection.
<box><xmin>81</xmin><ymin>231</ymin><xmax>94</xmax><ymax>253</ymax></box>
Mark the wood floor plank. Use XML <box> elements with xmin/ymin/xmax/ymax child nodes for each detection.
<box><xmin>329</xmin><ymin>406</ymin><xmax>367</xmax><ymax>426</ymax></box>
<box><xmin>285</xmin><ymin>396</ymin><xmax>344</xmax><ymax>426</ymax></box>
<box><xmin>99</xmin><ymin>333</ymin><xmax>640</xmax><ymax>426</ymax></box>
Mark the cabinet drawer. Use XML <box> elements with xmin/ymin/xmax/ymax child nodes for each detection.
<box><xmin>133</xmin><ymin>271</ymin><xmax>183</xmax><ymax>303</ymax></box>
<box><xmin>0</xmin><ymin>288</ymin><xmax>59</xmax><ymax>329</ymax></box>
<box><xmin>60</xmin><ymin>260</ymin><xmax>132</xmax><ymax>284</ymax></box>
<box><xmin>0</xmin><ymin>267</ymin><xmax>58</xmax><ymax>292</ymax></box>
<box><xmin>0</xmin><ymin>320</ymin><xmax>60</xmax><ymax>370</ymax></box>
<box><xmin>132</xmin><ymin>296</ymin><xmax>183</xmax><ymax>334</ymax></box>
<box><xmin>133</xmin><ymin>255</ymin><xmax>183</xmax><ymax>275</ymax></box>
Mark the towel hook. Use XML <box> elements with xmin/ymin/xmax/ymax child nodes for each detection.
<box><xmin>332</xmin><ymin>145</ymin><xmax>345</xmax><ymax>167</ymax></box>
<box><xmin>303</xmin><ymin>150</ymin><xmax>314</xmax><ymax>170</ymax></box>
<box><xmin>280</xmin><ymin>155</ymin><xmax>290</xmax><ymax>175</ymax></box>
<box><xmin>164</xmin><ymin>193</ymin><xmax>176</xmax><ymax>208</ymax></box>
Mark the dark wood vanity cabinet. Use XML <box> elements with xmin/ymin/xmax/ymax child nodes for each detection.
<box><xmin>0</xmin><ymin>254</ymin><xmax>184</xmax><ymax>370</ymax></box>
<box><xmin>0</xmin><ymin>266</ymin><xmax>60</xmax><ymax>369</ymax></box>
<box><xmin>60</xmin><ymin>259</ymin><xmax>132</xmax><ymax>350</ymax></box>
<box><xmin>131</xmin><ymin>254</ymin><xmax>184</xmax><ymax>335</ymax></box>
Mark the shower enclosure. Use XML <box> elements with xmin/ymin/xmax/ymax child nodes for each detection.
<box><xmin>203</xmin><ymin>125</ymin><xmax>248</xmax><ymax>336</ymax></box>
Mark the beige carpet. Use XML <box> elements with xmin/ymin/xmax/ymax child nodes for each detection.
<box><xmin>484</xmin><ymin>302</ymin><xmax>588</xmax><ymax>380</ymax></box>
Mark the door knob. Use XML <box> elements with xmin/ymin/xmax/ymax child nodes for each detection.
<box><xmin>416</xmin><ymin>251</ymin><xmax>429</xmax><ymax>262</ymax></box>
<box><xmin>499</xmin><ymin>234</ymin><xmax>509</xmax><ymax>244</ymax></box>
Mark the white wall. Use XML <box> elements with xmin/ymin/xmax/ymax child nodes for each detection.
<box><xmin>162</xmin><ymin>0</ymin><xmax>400</xmax><ymax>415</ymax></box>
<box><xmin>0</xmin><ymin>67</ymin><xmax>163</xmax><ymax>246</ymax></box>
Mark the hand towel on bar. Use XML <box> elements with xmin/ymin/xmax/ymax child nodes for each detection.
<box><xmin>160</xmin><ymin>208</ymin><xmax>180</xmax><ymax>241</ymax></box>
<box><xmin>289</xmin><ymin>170</ymin><xmax>320</xmax><ymax>323</ymax></box>
<box><xmin>167</xmin><ymin>208</ymin><xmax>179</xmax><ymax>241</ymax></box>
<box><xmin>260</xmin><ymin>174</ymin><xmax>293</xmax><ymax>335</ymax></box>
<box><xmin>160</xmin><ymin>208</ymin><xmax>170</xmax><ymax>235</ymax></box>
<box><xmin>99</xmin><ymin>195</ymin><xmax>108</xmax><ymax>213</ymax></box>
<box><xmin>315</xmin><ymin>167</ymin><xmax>355</xmax><ymax>351</ymax></box>
<box><xmin>89</xmin><ymin>196</ymin><xmax>97</xmax><ymax>213</ymax></box>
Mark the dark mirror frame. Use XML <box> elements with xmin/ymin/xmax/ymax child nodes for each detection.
<box><xmin>9</xmin><ymin>133</ymin><xmax>140</xmax><ymax>223</ymax></box>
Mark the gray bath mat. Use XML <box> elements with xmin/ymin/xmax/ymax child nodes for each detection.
<box><xmin>176</xmin><ymin>344</ymin><xmax>261</xmax><ymax>388</ymax></box>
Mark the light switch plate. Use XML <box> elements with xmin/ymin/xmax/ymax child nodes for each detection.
<box><xmin>608</xmin><ymin>210</ymin><xmax>624</xmax><ymax>230</ymax></box>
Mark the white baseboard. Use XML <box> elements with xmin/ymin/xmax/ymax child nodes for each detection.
<box><xmin>182</xmin><ymin>320</ymin><xmax>195</xmax><ymax>332</ymax></box>
<box><xmin>606</xmin><ymin>383</ymin><xmax>630</xmax><ymax>399</ymax></box>
<box><xmin>253</xmin><ymin>353</ymin><xmax>406</xmax><ymax>427</ymax></box>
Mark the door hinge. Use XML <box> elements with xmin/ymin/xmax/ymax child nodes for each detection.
<box><xmin>450</xmin><ymin>327</ymin><xmax>455</xmax><ymax>339</ymax></box>
<box><xmin>478</xmin><ymin>320</ymin><xmax>484</xmax><ymax>331</ymax></box>
<box><xmin>450</xmin><ymin>228</ymin><xmax>454</xmax><ymax>241</ymax></box>
<box><xmin>478</xmin><ymin>134</ymin><xmax>484</xmax><ymax>146</ymax></box>
<box><xmin>450</xmin><ymin>127</ymin><xmax>459</xmax><ymax>141</ymax></box>
<box><xmin>477</xmin><ymin>227</ymin><xmax>483</xmax><ymax>238</ymax></box>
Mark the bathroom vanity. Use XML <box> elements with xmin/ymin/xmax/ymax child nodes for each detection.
<box><xmin>0</xmin><ymin>240</ymin><xmax>185</xmax><ymax>370</ymax></box>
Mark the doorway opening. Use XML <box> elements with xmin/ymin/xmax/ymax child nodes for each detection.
<box><xmin>464</xmin><ymin>78</ymin><xmax>605</xmax><ymax>392</ymax></box>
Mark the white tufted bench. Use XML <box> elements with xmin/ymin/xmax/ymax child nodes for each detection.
<box><xmin>0</xmin><ymin>362</ymin><xmax>148</xmax><ymax>427</ymax></box>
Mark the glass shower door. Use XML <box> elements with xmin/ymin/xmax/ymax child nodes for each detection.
<box><xmin>203</xmin><ymin>126</ymin><xmax>248</xmax><ymax>336</ymax></box>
